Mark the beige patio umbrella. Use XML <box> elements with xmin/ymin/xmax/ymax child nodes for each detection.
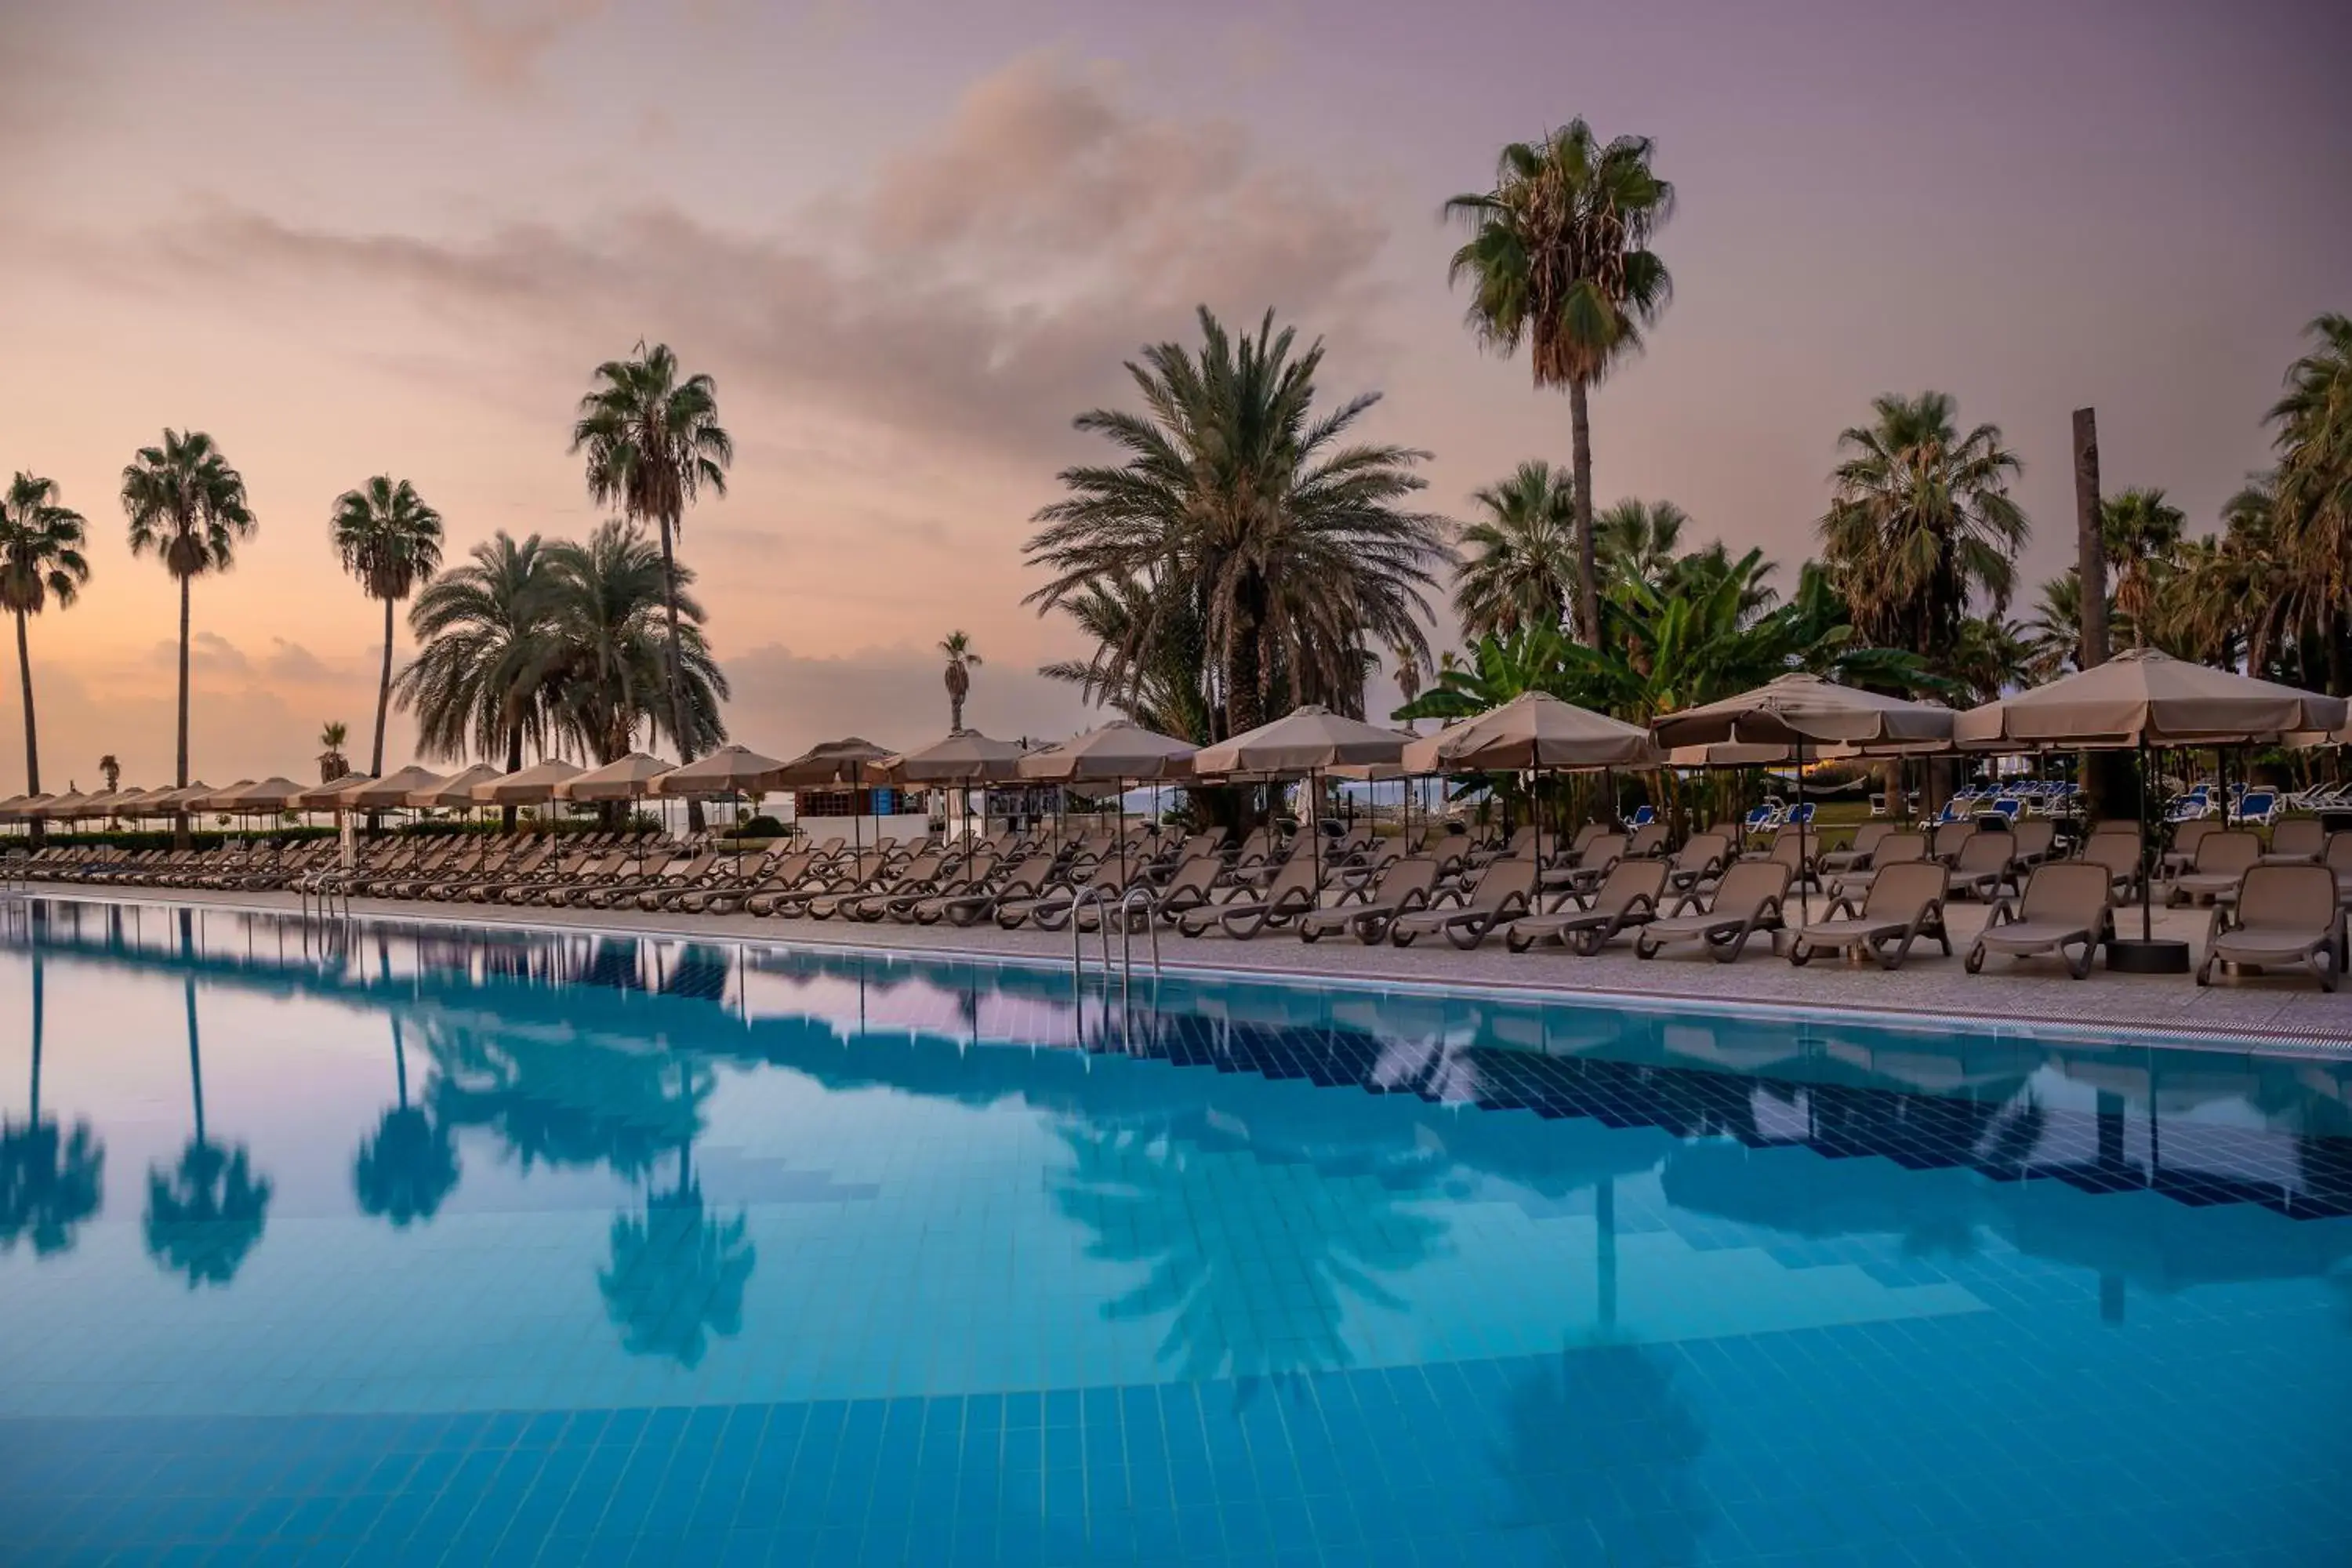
<box><xmin>1193</xmin><ymin>705</ymin><xmax>1412</xmax><ymax>883</ymax></box>
<box><xmin>770</xmin><ymin>738</ymin><xmax>897</xmax><ymax>856</ymax></box>
<box><xmin>187</xmin><ymin>781</ymin><xmax>254</xmax><ymax>814</ymax></box>
<box><xmin>652</xmin><ymin>744</ymin><xmax>791</xmax><ymax>869</ymax></box>
<box><xmin>408</xmin><ymin>763</ymin><xmax>503</xmax><ymax>809</ymax></box>
<box><xmin>1018</xmin><ymin>721</ymin><xmax>1198</xmax><ymax>876</ymax></box>
<box><xmin>470</xmin><ymin>758</ymin><xmax>584</xmax><ymax>806</ymax></box>
<box><xmin>224</xmin><ymin>777</ymin><xmax>309</xmax><ymax>811</ymax></box>
<box><xmin>296</xmin><ymin>772</ymin><xmax>373</xmax><ymax>810</ymax></box>
<box><xmin>338</xmin><ymin>765</ymin><xmax>448</xmax><ymax>811</ymax></box>
<box><xmin>557</xmin><ymin>753</ymin><xmax>676</xmax><ymax>800</ymax></box>
<box><xmin>1401</xmin><ymin>692</ymin><xmax>1664</xmax><ymax>862</ymax></box>
<box><xmin>1955</xmin><ymin>648</ymin><xmax>2347</xmax><ymax>955</ymax></box>
<box><xmin>879</xmin><ymin>731</ymin><xmax>1033</xmax><ymax>873</ymax></box>
<box><xmin>31</xmin><ymin>788</ymin><xmax>98</xmax><ymax>822</ymax></box>
<box><xmin>1653</xmin><ymin>676</ymin><xmax>1956</xmax><ymax>917</ymax></box>
<box><xmin>112</xmin><ymin>784</ymin><xmax>182</xmax><ymax>818</ymax></box>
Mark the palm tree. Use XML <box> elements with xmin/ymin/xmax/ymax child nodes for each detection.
<box><xmin>1026</xmin><ymin>307</ymin><xmax>1449</xmax><ymax>738</ymax></box>
<box><xmin>2099</xmin><ymin>487</ymin><xmax>2185</xmax><ymax>648</ymax></box>
<box><xmin>544</xmin><ymin>520</ymin><xmax>728</xmax><ymax>767</ymax></box>
<box><xmin>938</xmin><ymin>630</ymin><xmax>982</xmax><ymax>731</ymax></box>
<box><xmin>1446</xmin><ymin>122</ymin><xmax>1675</xmax><ymax>645</ymax></box>
<box><xmin>1392</xmin><ymin>642</ymin><xmax>1424</xmax><ymax>731</ymax></box>
<box><xmin>1037</xmin><ymin>575</ymin><xmax>1214</xmax><ymax>744</ymax></box>
<box><xmin>571</xmin><ymin>342</ymin><xmax>734</xmax><ymax>811</ymax></box>
<box><xmin>1593</xmin><ymin>497</ymin><xmax>1691</xmax><ymax>592</ymax></box>
<box><xmin>2267</xmin><ymin>313</ymin><xmax>2352</xmax><ymax>693</ymax></box>
<box><xmin>1817</xmin><ymin>391</ymin><xmax>2029</xmax><ymax>673</ymax></box>
<box><xmin>395</xmin><ymin>532</ymin><xmax>564</xmax><ymax>832</ymax></box>
<box><xmin>0</xmin><ymin>955</ymin><xmax>107</xmax><ymax>1258</ymax></box>
<box><xmin>97</xmin><ymin>754</ymin><xmax>119</xmax><ymax>793</ymax></box>
<box><xmin>317</xmin><ymin>720</ymin><xmax>350</xmax><ymax>783</ymax></box>
<box><xmin>330</xmin><ymin>477</ymin><xmax>445</xmax><ymax>777</ymax></box>
<box><xmin>119</xmin><ymin>430</ymin><xmax>256</xmax><ymax>833</ymax></box>
<box><xmin>2025</xmin><ymin>574</ymin><xmax>2094</xmax><ymax>681</ymax></box>
<box><xmin>1453</xmin><ymin>460</ymin><xmax>1576</xmax><ymax>641</ymax></box>
<box><xmin>0</xmin><ymin>473</ymin><xmax>91</xmax><ymax>819</ymax></box>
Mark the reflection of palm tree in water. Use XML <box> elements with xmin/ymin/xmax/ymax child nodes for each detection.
<box><xmin>144</xmin><ymin>974</ymin><xmax>272</xmax><ymax>1287</ymax></box>
<box><xmin>353</xmin><ymin>1015</ymin><xmax>459</xmax><ymax>1227</ymax></box>
<box><xmin>1052</xmin><ymin>1120</ymin><xmax>1446</xmax><ymax>1389</ymax></box>
<box><xmin>0</xmin><ymin>953</ymin><xmax>107</xmax><ymax>1257</ymax></box>
<box><xmin>1493</xmin><ymin>1340</ymin><xmax>1709</xmax><ymax>1558</ymax></box>
<box><xmin>422</xmin><ymin>1015</ymin><xmax>707</xmax><ymax>1182</ymax></box>
<box><xmin>599</xmin><ymin>1131</ymin><xmax>755</xmax><ymax>1367</ymax></box>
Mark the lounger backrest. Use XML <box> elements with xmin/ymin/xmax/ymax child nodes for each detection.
<box><xmin>1589</xmin><ymin>858</ymin><xmax>1668</xmax><ymax>913</ymax></box>
<box><xmin>1161</xmin><ymin>855</ymin><xmax>1218</xmax><ymax>896</ymax></box>
<box><xmin>2326</xmin><ymin>833</ymin><xmax>2352</xmax><ymax>873</ymax></box>
<box><xmin>1375</xmin><ymin>857</ymin><xmax>1439</xmax><ymax>902</ymax></box>
<box><xmin>1474</xmin><ymin>857</ymin><xmax>1537</xmax><ymax>908</ymax></box>
<box><xmin>1570</xmin><ymin>822</ymin><xmax>1606</xmax><ymax>855</ymax></box>
<box><xmin>1577</xmin><ymin>833</ymin><xmax>1628</xmax><ymax>869</ymax></box>
<box><xmin>1674</xmin><ymin>833</ymin><xmax>1731</xmax><ymax>873</ymax></box>
<box><xmin>2173</xmin><ymin>819</ymin><xmax>2220</xmax><ymax>857</ymax></box>
<box><xmin>1626</xmin><ymin>822</ymin><xmax>1668</xmax><ymax>857</ymax></box>
<box><xmin>2270</xmin><ymin>818</ymin><xmax>2326</xmax><ymax>859</ymax></box>
<box><xmin>2010</xmin><ymin>820</ymin><xmax>2056</xmax><ymax>860</ymax></box>
<box><xmin>1873</xmin><ymin>833</ymin><xmax>1929</xmax><ymax>867</ymax></box>
<box><xmin>2193</xmin><ymin>830</ymin><xmax>2263</xmax><ymax>877</ymax></box>
<box><xmin>1261</xmin><ymin>855</ymin><xmax>1323</xmax><ymax>902</ymax></box>
<box><xmin>1955</xmin><ymin>833</ymin><xmax>2013</xmax><ymax>875</ymax></box>
<box><xmin>1930</xmin><ymin>822</ymin><xmax>1975</xmax><ymax>858</ymax></box>
<box><xmin>2018</xmin><ymin>861</ymin><xmax>2111</xmax><ymax>924</ymax></box>
<box><xmin>2089</xmin><ymin>818</ymin><xmax>2139</xmax><ymax>838</ymax></box>
<box><xmin>2234</xmin><ymin>863</ymin><xmax>2338</xmax><ymax>932</ymax></box>
<box><xmin>1848</xmin><ymin>822</ymin><xmax>1892</xmax><ymax>857</ymax></box>
<box><xmin>1862</xmin><ymin>861</ymin><xmax>1948</xmax><ymax>918</ymax></box>
<box><xmin>1711</xmin><ymin>859</ymin><xmax>1790</xmax><ymax>912</ymax></box>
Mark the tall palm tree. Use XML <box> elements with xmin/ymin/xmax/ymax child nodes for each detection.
<box><xmin>1446</xmin><ymin>122</ymin><xmax>1675</xmax><ymax>645</ymax></box>
<box><xmin>317</xmin><ymin>720</ymin><xmax>350</xmax><ymax>783</ymax></box>
<box><xmin>1453</xmin><ymin>460</ymin><xmax>1575</xmax><ymax>641</ymax></box>
<box><xmin>1391</xmin><ymin>641</ymin><xmax>1424</xmax><ymax>731</ymax></box>
<box><xmin>395</xmin><ymin>533</ymin><xmax>561</xmax><ymax>829</ymax></box>
<box><xmin>1037</xmin><ymin>575</ymin><xmax>1214</xmax><ymax>744</ymax></box>
<box><xmin>97</xmin><ymin>754</ymin><xmax>119</xmax><ymax>793</ymax></box>
<box><xmin>938</xmin><ymin>630</ymin><xmax>982</xmax><ymax>731</ymax></box>
<box><xmin>119</xmin><ymin>430</ymin><xmax>256</xmax><ymax>831</ymax></box>
<box><xmin>1026</xmin><ymin>307</ymin><xmax>1449</xmax><ymax>738</ymax></box>
<box><xmin>544</xmin><ymin>520</ymin><xmax>728</xmax><ymax>766</ymax></box>
<box><xmin>329</xmin><ymin>477</ymin><xmax>445</xmax><ymax>777</ymax></box>
<box><xmin>2099</xmin><ymin>487</ymin><xmax>2185</xmax><ymax>648</ymax></box>
<box><xmin>571</xmin><ymin>342</ymin><xmax>733</xmax><ymax>803</ymax></box>
<box><xmin>1817</xmin><ymin>391</ymin><xmax>2029</xmax><ymax>672</ymax></box>
<box><xmin>0</xmin><ymin>473</ymin><xmax>91</xmax><ymax>816</ymax></box>
<box><xmin>2267</xmin><ymin>313</ymin><xmax>2352</xmax><ymax>693</ymax></box>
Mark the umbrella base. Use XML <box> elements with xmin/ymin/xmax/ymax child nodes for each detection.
<box><xmin>2106</xmin><ymin>937</ymin><xmax>2190</xmax><ymax>975</ymax></box>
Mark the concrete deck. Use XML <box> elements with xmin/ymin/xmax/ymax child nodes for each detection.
<box><xmin>24</xmin><ymin>880</ymin><xmax>2349</xmax><ymax>1052</ymax></box>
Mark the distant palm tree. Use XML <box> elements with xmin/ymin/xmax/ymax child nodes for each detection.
<box><xmin>2025</xmin><ymin>573</ymin><xmax>2097</xmax><ymax>681</ymax></box>
<box><xmin>1594</xmin><ymin>498</ymin><xmax>1692</xmax><ymax>592</ymax></box>
<box><xmin>1036</xmin><ymin>576</ymin><xmax>1214</xmax><ymax>743</ymax></box>
<box><xmin>120</xmin><ymin>430</ymin><xmax>256</xmax><ymax>830</ymax></box>
<box><xmin>939</xmin><ymin>630</ymin><xmax>982</xmax><ymax>731</ymax></box>
<box><xmin>1454</xmin><ymin>460</ymin><xmax>1575</xmax><ymax>641</ymax></box>
<box><xmin>2099</xmin><ymin>487</ymin><xmax>2186</xmax><ymax>648</ymax></box>
<box><xmin>1391</xmin><ymin>642</ymin><xmax>1424</xmax><ymax>731</ymax></box>
<box><xmin>1027</xmin><ymin>308</ymin><xmax>1447</xmax><ymax>736</ymax></box>
<box><xmin>330</xmin><ymin>477</ymin><xmax>445</xmax><ymax>777</ymax></box>
<box><xmin>572</xmin><ymin>342</ymin><xmax>733</xmax><ymax>801</ymax></box>
<box><xmin>1817</xmin><ymin>391</ymin><xmax>2028</xmax><ymax>672</ymax></box>
<box><xmin>545</xmin><ymin>520</ymin><xmax>728</xmax><ymax>766</ymax></box>
<box><xmin>396</xmin><ymin>532</ymin><xmax>564</xmax><ymax>828</ymax></box>
<box><xmin>0</xmin><ymin>473</ymin><xmax>91</xmax><ymax>817</ymax></box>
<box><xmin>1446</xmin><ymin>122</ymin><xmax>1675</xmax><ymax>645</ymax></box>
<box><xmin>317</xmin><ymin>720</ymin><xmax>350</xmax><ymax>783</ymax></box>
<box><xmin>97</xmin><ymin>754</ymin><xmax>119</xmax><ymax>794</ymax></box>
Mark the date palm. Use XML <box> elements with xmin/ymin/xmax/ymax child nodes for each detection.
<box><xmin>2099</xmin><ymin>487</ymin><xmax>2185</xmax><ymax>648</ymax></box>
<box><xmin>396</xmin><ymin>532</ymin><xmax>564</xmax><ymax>826</ymax></box>
<box><xmin>0</xmin><ymin>473</ymin><xmax>90</xmax><ymax>816</ymax></box>
<box><xmin>2267</xmin><ymin>313</ymin><xmax>2352</xmax><ymax>693</ymax></box>
<box><xmin>1594</xmin><ymin>498</ymin><xmax>1692</xmax><ymax>593</ymax></box>
<box><xmin>1453</xmin><ymin>460</ymin><xmax>1575</xmax><ymax>641</ymax></box>
<box><xmin>544</xmin><ymin>519</ymin><xmax>728</xmax><ymax>766</ymax></box>
<box><xmin>317</xmin><ymin>720</ymin><xmax>350</xmax><ymax>783</ymax></box>
<box><xmin>939</xmin><ymin>630</ymin><xmax>982</xmax><ymax>731</ymax></box>
<box><xmin>1026</xmin><ymin>307</ymin><xmax>1448</xmax><ymax>739</ymax></box>
<box><xmin>1446</xmin><ymin>122</ymin><xmax>1675</xmax><ymax>645</ymax></box>
<box><xmin>1037</xmin><ymin>575</ymin><xmax>1214</xmax><ymax>744</ymax></box>
<box><xmin>120</xmin><ymin>430</ymin><xmax>256</xmax><ymax>830</ymax></box>
<box><xmin>1817</xmin><ymin>391</ymin><xmax>2029</xmax><ymax>672</ymax></box>
<box><xmin>331</xmin><ymin>477</ymin><xmax>445</xmax><ymax>776</ymax></box>
<box><xmin>572</xmin><ymin>342</ymin><xmax>733</xmax><ymax>814</ymax></box>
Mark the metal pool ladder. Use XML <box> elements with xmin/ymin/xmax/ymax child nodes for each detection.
<box><xmin>1069</xmin><ymin>884</ymin><xmax>1163</xmax><ymax>991</ymax></box>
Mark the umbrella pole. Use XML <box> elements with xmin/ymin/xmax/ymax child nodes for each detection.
<box><xmin>1796</xmin><ymin>738</ymin><xmax>1809</xmax><ymax>922</ymax></box>
<box><xmin>2140</xmin><ymin>738</ymin><xmax>2154</xmax><ymax>942</ymax></box>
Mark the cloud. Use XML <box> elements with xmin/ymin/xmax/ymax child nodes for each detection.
<box><xmin>721</xmin><ymin>642</ymin><xmax>1095</xmax><ymax>759</ymax></box>
<box><xmin>420</xmin><ymin>0</ymin><xmax>608</xmax><ymax>93</ymax></box>
<box><xmin>117</xmin><ymin>53</ymin><xmax>1394</xmax><ymax>468</ymax></box>
<box><xmin>263</xmin><ymin>638</ymin><xmax>335</xmax><ymax>682</ymax></box>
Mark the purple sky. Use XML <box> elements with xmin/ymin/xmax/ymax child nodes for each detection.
<box><xmin>2</xmin><ymin>0</ymin><xmax>2347</xmax><ymax>789</ymax></box>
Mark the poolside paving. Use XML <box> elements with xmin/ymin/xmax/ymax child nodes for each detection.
<box><xmin>33</xmin><ymin>880</ymin><xmax>2351</xmax><ymax>1051</ymax></box>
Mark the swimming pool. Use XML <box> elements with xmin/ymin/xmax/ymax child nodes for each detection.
<box><xmin>2</xmin><ymin>896</ymin><xmax>2347</xmax><ymax>1566</ymax></box>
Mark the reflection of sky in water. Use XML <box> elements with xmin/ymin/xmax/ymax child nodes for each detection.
<box><xmin>2</xmin><ymin>899</ymin><xmax>2349</xmax><ymax>1563</ymax></box>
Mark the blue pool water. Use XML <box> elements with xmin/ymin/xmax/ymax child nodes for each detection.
<box><xmin>1</xmin><ymin>897</ymin><xmax>2348</xmax><ymax>1567</ymax></box>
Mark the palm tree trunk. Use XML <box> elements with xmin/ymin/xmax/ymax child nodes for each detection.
<box><xmin>1569</xmin><ymin>379</ymin><xmax>1601</xmax><ymax>648</ymax></box>
<box><xmin>371</xmin><ymin>596</ymin><xmax>394</xmax><ymax>776</ymax></box>
<box><xmin>14</xmin><ymin>610</ymin><xmax>42</xmax><ymax>848</ymax></box>
<box><xmin>175</xmin><ymin>574</ymin><xmax>192</xmax><ymax>848</ymax></box>
<box><xmin>502</xmin><ymin>724</ymin><xmax>522</xmax><ymax>834</ymax></box>
<box><xmin>655</xmin><ymin>514</ymin><xmax>704</xmax><ymax>833</ymax></box>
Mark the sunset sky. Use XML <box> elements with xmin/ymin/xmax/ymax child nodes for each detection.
<box><xmin>3</xmin><ymin>0</ymin><xmax>2347</xmax><ymax>793</ymax></box>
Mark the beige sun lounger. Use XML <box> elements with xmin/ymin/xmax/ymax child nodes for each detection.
<box><xmin>1537</xmin><ymin>833</ymin><xmax>1627</xmax><ymax>903</ymax></box>
<box><xmin>1814</xmin><ymin>822</ymin><xmax>1891</xmax><ymax>877</ymax></box>
<box><xmin>2263</xmin><ymin>817</ymin><xmax>2326</xmax><ymax>864</ymax></box>
<box><xmin>2198</xmin><ymin>862</ymin><xmax>2344</xmax><ymax>993</ymax></box>
<box><xmin>1390</xmin><ymin>858</ymin><xmax>1538</xmax><ymax>949</ymax></box>
<box><xmin>1966</xmin><ymin>861</ymin><xmax>2114</xmax><ymax>979</ymax></box>
<box><xmin>1787</xmin><ymin>861</ymin><xmax>1951</xmax><ymax>971</ymax></box>
<box><xmin>1663</xmin><ymin>832</ymin><xmax>1733</xmax><ymax>893</ymax></box>
<box><xmin>1298</xmin><ymin>858</ymin><xmax>1439</xmax><ymax>946</ymax></box>
<box><xmin>1505</xmin><ymin>858</ymin><xmax>1668</xmax><ymax>955</ymax></box>
<box><xmin>1946</xmin><ymin>831</ymin><xmax>2022</xmax><ymax>903</ymax></box>
<box><xmin>1177</xmin><ymin>857</ymin><xmax>1325</xmax><ymax>940</ymax></box>
<box><xmin>2168</xmin><ymin>829</ymin><xmax>2262</xmax><ymax>906</ymax></box>
<box><xmin>1821</xmin><ymin>831</ymin><xmax>1928</xmax><ymax>910</ymax></box>
<box><xmin>1635</xmin><ymin>860</ymin><xmax>1790</xmax><ymax>964</ymax></box>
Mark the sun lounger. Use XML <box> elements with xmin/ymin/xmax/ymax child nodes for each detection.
<box><xmin>1176</xmin><ymin>857</ymin><xmax>1326</xmax><ymax>940</ymax></box>
<box><xmin>1946</xmin><ymin>831</ymin><xmax>2023</xmax><ymax>903</ymax></box>
<box><xmin>1536</xmin><ymin>833</ymin><xmax>1627</xmax><ymax>905</ymax></box>
<box><xmin>1298</xmin><ymin>858</ymin><xmax>1438</xmax><ymax>945</ymax></box>
<box><xmin>2263</xmin><ymin>817</ymin><xmax>2326</xmax><ymax>864</ymax></box>
<box><xmin>2161</xmin><ymin>818</ymin><xmax>2222</xmax><ymax>877</ymax></box>
<box><xmin>1389</xmin><ymin>858</ymin><xmax>1538</xmax><ymax>949</ymax></box>
<box><xmin>1787</xmin><ymin>861</ymin><xmax>1951</xmax><ymax>971</ymax></box>
<box><xmin>1624</xmin><ymin>822</ymin><xmax>1668</xmax><ymax>859</ymax></box>
<box><xmin>1663</xmin><ymin>832</ymin><xmax>1733</xmax><ymax>893</ymax></box>
<box><xmin>1821</xmin><ymin>831</ymin><xmax>1928</xmax><ymax>910</ymax></box>
<box><xmin>1505</xmin><ymin>858</ymin><xmax>1668</xmax><ymax>954</ymax></box>
<box><xmin>917</xmin><ymin>854</ymin><xmax>1057</xmax><ymax>927</ymax></box>
<box><xmin>1635</xmin><ymin>860</ymin><xmax>1791</xmax><ymax>964</ymax></box>
<box><xmin>1965</xmin><ymin>861</ymin><xmax>2114</xmax><ymax>979</ymax></box>
<box><xmin>1814</xmin><ymin>822</ymin><xmax>1891</xmax><ymax>877</ymax></box>
<box><xmin>2198</xmin><ymin>863</ymin><xmax>2344</xmax><ymax>992</ymax></box>
<box><xmin>2168</xmin><ymin>829</ymin><xmax>2262</xmax><ymax>906</ymax></box>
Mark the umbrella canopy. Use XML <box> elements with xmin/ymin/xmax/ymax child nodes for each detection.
<box><xmin>1399</xmin><ymin>691</ymin><xmax>1661</xmax><ymax>774</ymax></box>
<box><xmin>296</xmin><ymin>772</ymin><xmax>374</xmax><ymax>808</ymax></box>
<box><xmin>186</xmin><ymin>780</ymin><xmax>256</xmax><ymax>813</ymax></box>
<box><xmin>0</xmin><ymin>793</ymin><xmax>50</xmax><ymax>822</ymax></box>
<box><xmin>222</xmin><ymin>777</ymin><xmax>308</xmax><ymax>811</ymax></box>
<box><xmin>1652</xmin><ymin>673</ymin><xmax>1954</xmax><ymax>751</ymax></box>
<box><xmin>470</xmin><ymin>758</ymin><xmax>584</xmax><ymax>805</ymax></box>
<box><xmin>407</xmin><ymin>763</ymin><xmax>503</xmax><ymax>808</ymax></box>
<box><xmin>111</xmin><ymin>784</ymin><xmax>183</xmax><ymax>817</ymax></box>
<box><xmin>1017</xmin><ymin>721</ymin><xmax>1196</xmax><ymax>782</ymax></box>
<box><xmin>876</xmin><ymin>730</ymin><xmax>1032</xmax><ymax>784</ymax></box>
<box><xmin>557</xmin><ymin>752</ymin><xmax>675</xmax><ymax>801</ymax></box>
<box><xmin>68</xmin><ymin>787</ymin><xmax>132</xmax><ymax>818</ymax></box>
<box><xmin>1954</xmin><ymin>648</ymin><xmax>2347</xmax><ymax>749</ymax></box>
<box><xmin>769</xmin><ymin>737</ymin><xmax>895</xmax><ymax>787</ymax></box>
<box><xmin>1192</xmin><ymin>705</ymin><xmax>1410</xmax><ymax>777</ymax></box>
<box><xmin>338</xmin><ymin>765</ymin><xmax>448</xmax><ymax>810</ymax></box>
<box><xmin>650</xmin><ymin>743</ymin><xmax>791</xmax><ymax>797</ymax></box>
<box><xmin>30</xmin><ymin>789</ymin><xmax>100</xmax><ymax>821</ymax></box>
<box><xmin>147</xmin><ymin>782</ymin><xmax>217</xmax><ymax>814</ymax></box>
